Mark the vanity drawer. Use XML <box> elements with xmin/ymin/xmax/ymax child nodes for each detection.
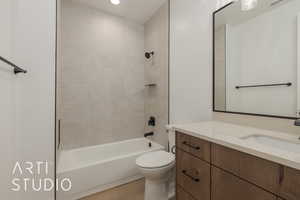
<box><xmin>212</xmin><ymin>144</ymin><xmax>280</xmax><ymax>194</ymax></box>
<box><xmin>176</xmin><ymin>132</ymin><xmax>211</xmax><ymax>162</ymax></box>
<box><xmin>177</xmin><ymin>186</ymin><xmax>196</xmax><ymax>200</ymax></box>
<box><xmin>279</xmin><ymin>166</ymin><xmax>300</xmax><ymax>200</ymax></box>
<box><xmin>212</xmin><ymin>167</ymin><xmax>276</xmax><ymax>200</ymax></box>
<box><xmin>176</xmin><ymin>149</ymin><xmax>210</xmax><ymax>200</ymax></box>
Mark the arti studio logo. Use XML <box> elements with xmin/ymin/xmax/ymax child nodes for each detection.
<box><xmin>11</xmin><ymin>161</ymin><xmax>71</xmax><ymax>192</ymax></box>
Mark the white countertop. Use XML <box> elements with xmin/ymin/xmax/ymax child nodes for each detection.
<box><xmin>172</xmin><ymin>121</ymin><xmax>300</xmax><ymax>170</ymax></box>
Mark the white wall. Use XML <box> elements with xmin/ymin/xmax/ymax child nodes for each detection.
<box><xmin>0</xmin><ymin>1</ymin><xmax>16</xmax><ymax>199</ymax></box>
<box><xmin>0</xmin><ymin>0</ymin><xmax>56</xmax><ymax>199</ymax></box>
<box><xmin>226</xmin><ymin>0</ymin><xmax>300</xmax><ymax>117</ymax></box>
<box><xmin>170</xmin><ymin>0</ymin><xmax>218</xmax><ymax>123</ymax></box>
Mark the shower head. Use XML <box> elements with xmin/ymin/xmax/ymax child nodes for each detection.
<box><xmin>145</xmin><ymin>51</ymin><xmax>154</xmax><ymax>59</ymax></box>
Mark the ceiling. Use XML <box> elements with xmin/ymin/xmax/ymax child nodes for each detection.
<box><xmin>69</xmin><ymin>0</ymin><xmax>167</xmax><ymax>24</ymax></box>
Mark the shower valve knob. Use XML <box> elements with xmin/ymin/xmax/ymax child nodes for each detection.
<box><xmin>148</xmin><ymin>116</ymin><xmax>156</xmax><ymax>126</ymax></box>
<box><xmin>145</xmin><ymin>51</ymin><xmax>154</xmax><ymax>59</ymax></box>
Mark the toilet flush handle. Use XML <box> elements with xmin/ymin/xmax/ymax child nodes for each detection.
<box><xmin>171</xmin><ymin>146</ymin><xmax>176</xmax><ymax>154</ymax></box>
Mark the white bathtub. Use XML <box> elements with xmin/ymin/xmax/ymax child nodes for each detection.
<box><xmin>57</xmin><ymin>138</ymin><xmax>164</xmax><ymax>200</ymax></box>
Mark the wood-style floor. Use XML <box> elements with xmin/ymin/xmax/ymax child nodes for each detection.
<box><xmin>80</xmin><ymin>179</ymin><xmax>145</xmax><ymax>200</ymax></box>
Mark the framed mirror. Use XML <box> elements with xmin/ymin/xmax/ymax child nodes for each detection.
<box><xmin>213</xmin><ymin>0</ymin><xmax>300</xmax><ymax>119</ymax></box>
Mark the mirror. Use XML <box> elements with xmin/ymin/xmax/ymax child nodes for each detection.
<box><xmin>213</xmin><ymin>0</ymin><xmax>300</xmax><ymax>119</ymax></box>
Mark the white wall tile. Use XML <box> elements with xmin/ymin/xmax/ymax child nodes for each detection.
<box><xmin>144</xmin><ymin>2</ymin><xmax>169</xmax><ymax>147</ymax></box>
<box><xmin>60</xmin><ymin>1</ymin><xmax>145</xmax><ymax>149</ymax></box>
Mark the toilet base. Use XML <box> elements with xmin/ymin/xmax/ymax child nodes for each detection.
<box><xmin>144</xmin><ymin>178</ymin><xmax>169</xmax><ymax>200</ymax></box>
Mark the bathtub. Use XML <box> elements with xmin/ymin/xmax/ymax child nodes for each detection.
<box><xmin>57</xmin><ymin>138</ymin><xmax>164</xmax><ymax>200</ymax></box>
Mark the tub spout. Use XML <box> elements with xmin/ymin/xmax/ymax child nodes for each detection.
<box><xmin>144</xmin><ymin>132</ymin><xmax>154</xmax><ymax>138</ymax></box>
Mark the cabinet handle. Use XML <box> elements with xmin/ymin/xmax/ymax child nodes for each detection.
<box><xmin>279</xmin><ymin>166</ymin><xmax>284</xmax><ymax>184</ymax></box>
<box><xmin>182</xmin><ymin>141</ymin><xmax>200</xmax><ymax>150</ymax></box>
<box><xmin>182</xmin><ymin>170</ymin><xmax>200</xmax><ymax>182</ymax></box>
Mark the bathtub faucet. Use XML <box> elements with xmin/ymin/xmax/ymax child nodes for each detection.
<box><xmin>148</xmin><ymin>116</ymin><xmax>156</xmax><ymax>127</ymax></box>
<box><xmin>144</xmin><ymin>132</ymin><xmax>154</xmax><ymax>138</ymax></box>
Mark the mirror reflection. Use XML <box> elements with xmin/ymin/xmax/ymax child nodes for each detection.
<box><xmin>214</xmin><ymin>0</ymin><xmax>300</xmax><ymax>118</ymax></box>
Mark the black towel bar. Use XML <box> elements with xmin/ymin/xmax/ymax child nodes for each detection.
<box><xmin>236</xmin><ymin>82</ymin><xmax>292</xmax><ymax>89</ymax></box>
<box><xmin>0</xmin><ymin>56</ymin><xmax>27</xmax><ymax>74</ymax></box>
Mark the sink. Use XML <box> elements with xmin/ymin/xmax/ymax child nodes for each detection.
<box><xmin>241</xmin><ymin>135</ymin><xmax>300</xmax><ymax>154</ymax></box>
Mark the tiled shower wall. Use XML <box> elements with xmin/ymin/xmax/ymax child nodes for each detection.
<box><xmin>60</xmin><ymin>0</ymin><xmax>145</xmax><ymax>149</ymax></box>
<box><xmin>144</xmin><ymin>2</ymin><xmax>169</xmax><ymax>147</ymax></box>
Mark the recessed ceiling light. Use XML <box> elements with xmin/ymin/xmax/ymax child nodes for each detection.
<box><xmin>241</xmin><ymin>0</ymin><xmax>258</xmax><ymax>11</ymax></box>
<box><xmin>110</xmin><ymin>0</ymin><xmax>120</xmax><ymax>5</ymax></box>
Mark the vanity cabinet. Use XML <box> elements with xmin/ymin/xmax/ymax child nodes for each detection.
<box><xmin>176</xmin><ymin>133</ymin><xmax>211</xmax><ymax>162</ymax></box>
<box><xmin>176</xmin><ymin>149</ymin><xmax>210</xmax><ymax>200</ymax></box>
<box><xmin>212</xmin><ymin>144</ymin><xmax>280</xmax><ymax>194</ymax></box>
<box><xmin>176</xmin><ymin>186</ymin><xmax>196</xmax><ymax>200</ymax></box>
<box><xmin>279</xmin><ymin>167</ymin><xmax>300</xmax><ymax>200</ymax></box>
<box><xmin>176</xmin><ymin>132</ymin><xmax>300</xmax><ymax>200</ymax></box>
<box><xmin>212</xmin><ymin>167</ymin><xmax>276</xmax><ymax>200</ymax></box>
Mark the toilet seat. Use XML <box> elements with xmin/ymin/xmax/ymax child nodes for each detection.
<box><xmin>136</xmin><ymin>151</ymin><xmax>175</xmax><ymax>169</ymax></box>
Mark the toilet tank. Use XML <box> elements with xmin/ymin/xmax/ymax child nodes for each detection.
<box><xmin>166</xmin><ymin>125</ymin><xmax>176</xmax><ymax>154</ymax></box>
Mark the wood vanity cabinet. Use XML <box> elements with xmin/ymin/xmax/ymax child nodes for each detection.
<box><xmin>211</xmin><ymin>143</ymin><xmax>281</xmax><ymax>194</ymax></box>
<box><xmin>176</xmin><ymin>186</ymin><xmax>196</xmax><ymax>200</ymax></box>
<box><xmin>279</xmin><ymin>167</ymin><xmax>300</xmax><ymax>200</ymax></box>
<box><xmin>175</xmin><ymin>132</ymin><xmax>300</xmax><ymax>200</ymax></box>
<box><xmin>211</xmin><ymin>167</ymin><xmax>276</xmax><ymax>200</ymax></box>
<box><xmin>176</xmin><ymin>149</ymin><xmax>210</xmax><ymax>200</ymax></box>
<box><xmin>176</xmin><ymin>132</ymin><xmax>211</xmax><ymax>162</ymax></box>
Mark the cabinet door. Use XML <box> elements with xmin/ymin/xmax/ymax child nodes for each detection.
<box><xmin>177</xmin><ymin>186</ymin><xmax>195</xmax><ymax>200</ymax></box>
<box><xmin>177</xmin><ymin>149</ymin><xmax>210</xmax><ymax>200</ymax></box>
<box><xmin>212</xmin><ymin>167</ymin><xmax>276</xmax><ymax>200</ymax></box>
<box><xmin>212</xmin><ymin>144</ymin><xmax>280</xmax><ymax>194</ymax></box>
<box><xmin>279</xmin><ymin>167</ymin><xmax>300</xmax><ymax>200</ymax></box>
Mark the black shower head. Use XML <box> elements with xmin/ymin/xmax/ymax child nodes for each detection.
<box><xmin>145</xmin><ymin>51</ymin><xmax>154</xmax><ymax>59</ymax></box>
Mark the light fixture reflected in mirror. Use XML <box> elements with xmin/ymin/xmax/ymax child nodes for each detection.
<box><xmin>241</xmin><ymin>0</ymin><xmax>258</xmax><ymax>11</ymax></box>
<box><xmin>110</xmin><ymin>0</ymin><xmax>120</xmax><ymax>5</ymax></box>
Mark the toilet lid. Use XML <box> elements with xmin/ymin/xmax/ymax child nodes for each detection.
<box><xmin>136</xmin><ymin>151</ymin><xmax>175</xmax><ymax>169</ymax></box>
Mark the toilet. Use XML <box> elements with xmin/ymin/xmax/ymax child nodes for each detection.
<box><xmin>136</xmin><ymin>127</ymin><xmax>176</xmax><ymax>200</ymax></box>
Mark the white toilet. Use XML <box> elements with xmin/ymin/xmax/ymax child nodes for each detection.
<box><xmin>136</xmin><ymin>127</ymin><xmax>176</xmax><ymax>200</ymax></box>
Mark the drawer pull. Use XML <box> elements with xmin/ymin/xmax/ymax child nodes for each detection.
<box><xmin>182</xmin><ymin>141</ymin><xmax>200</xmax><ymax>150</ymax></box>
<box><xmin>182</xmin><ymin>170</ymin><xmax>200</xmax><ymax>182</ymax></box>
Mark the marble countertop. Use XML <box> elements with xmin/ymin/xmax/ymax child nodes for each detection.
<box><xmin>172</xmin><ymin>121</ymin><xmax>300</xmax><ymax>170</ymax></box>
